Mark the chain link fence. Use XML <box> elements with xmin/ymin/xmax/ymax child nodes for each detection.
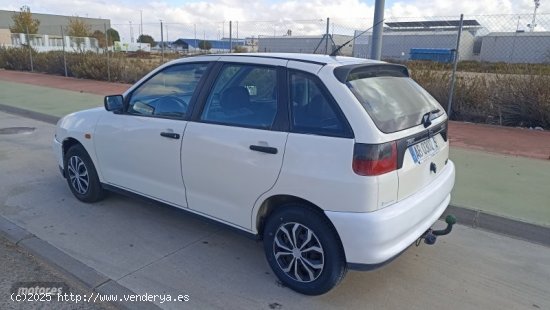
<box><xmin>1</xmin><ymin>13</ymin><xmax>549</xmax><ymax>127</ymax></box>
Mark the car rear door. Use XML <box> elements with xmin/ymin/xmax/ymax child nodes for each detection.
<box><xmin>181</xmin><ymin>57</ymin><xmax>288</xmax><ymax>230</ymax></box>
<box><xmin>94</xmin><ymin>62</ymin><xmax>211</xmax><ymax>207</ymax></box>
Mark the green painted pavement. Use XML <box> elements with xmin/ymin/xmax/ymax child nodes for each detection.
<box><xmin>0</xmin><ymin>81</ymin><xmax>102</xmax><ymax>117</ymax></box>
<box><xmin>1</xmin><ymin>80</ymin><xmax>549</xmax><ymax>227</ymax></box>
<box><xmin>450</xmin><ymin>147</ymin><xmax>550</xmax><ymax>227</ymax></box>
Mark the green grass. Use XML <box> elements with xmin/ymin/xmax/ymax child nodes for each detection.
<box><xmin>0</xmin><ymin>81</ymin><xmax>102</xmax><ymax>117</ymax></box>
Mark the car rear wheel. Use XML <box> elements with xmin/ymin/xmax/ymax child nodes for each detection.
<box><xmin>263</xmin><ymin>204</ymin><xmax>347</xmax><ymax>295</ymax></box>
<box><xmin>64</xmin><ymin>144</ymin><xmax>105</xmax><ymax>203</ymax></box>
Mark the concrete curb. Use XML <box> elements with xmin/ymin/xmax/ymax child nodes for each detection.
<box><xmin>0</xmin><ymin>216</ymin><xmax>161</xmax><ymax>310</ymax></box>
<box><xmin>0</xmin><ymin>103</ymin><xmax>59</xmax><ymax>124</ymax></box>
<box><xmin>443</xmin><ymin>205</ymin><xmax>550</xmax><ymax>247</ymax></box>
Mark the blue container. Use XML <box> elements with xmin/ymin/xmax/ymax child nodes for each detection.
<box><xmin>410</xmin><ymin>48</ymin><xmax>455</xmax><ymax>63</ymax></box>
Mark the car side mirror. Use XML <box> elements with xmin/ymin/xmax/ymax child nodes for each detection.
<box><xmin>104</xmin><ymin>95</ymin><xmax>124</xmax><ymax>113</ymax></box>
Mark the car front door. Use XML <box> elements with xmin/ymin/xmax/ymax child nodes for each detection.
<box><xmin>94</xmin><ymin>62</ymin><xmax>210</xmax><ymax>207</ymax></box>
<box><xmin>181</xmin><ymin>58</ymin><xmax>288</xmax><ymax>229</ymax></box>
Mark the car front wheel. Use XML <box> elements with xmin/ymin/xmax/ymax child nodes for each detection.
<box><xmin>64</xmin><ymin>144</ymin><xmax>105</xmax><ymax>203</ymax></box>
<box><xmin>263</xmin><ymin>204</ymin><xmax>347</xmax><ymax>295</ymax></box>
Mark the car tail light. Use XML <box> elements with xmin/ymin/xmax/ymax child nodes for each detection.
<box><xmin>352</xmin><ymin>142</ymin><xmax>397</xmax><ymax>176</ymax></box>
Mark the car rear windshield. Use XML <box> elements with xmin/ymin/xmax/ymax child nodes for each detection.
<box><xmin>344</xmin><ymin>67</ymin><xmax>444</xmax><ymax>133</ymax></box>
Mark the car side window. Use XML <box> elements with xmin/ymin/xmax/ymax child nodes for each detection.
<box><xmin>290</xmin><ymin>70</ymin><xmax>348</xmax><ymax>136</ymax></box>
<box><xmin>201</xmin><ymin>64</ymin><xmax>278</xmax><ymax>129</ymax></box>
<box><xmin>127</xmin><ymin>63</ymin><xmax>208</xmax><ymax>118</ymax></box>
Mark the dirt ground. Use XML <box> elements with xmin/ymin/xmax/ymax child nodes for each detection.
<box><xmin>1</xmin><ymin>69</ymin><xmax>549</xmax><ymax>161</ymax></box>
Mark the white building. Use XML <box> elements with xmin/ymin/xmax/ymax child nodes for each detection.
<box><xmin>258</xmin><ymin>34</ymin><xmax>354</xmax><ymax>56</ymax></box>
<box><xmin>9</xmin><ymin>33</ymin><xmax>100</xmax><ymax>52</ymax></box>
<box><xmin>352</xmin><ymin>30</ymin><xmax>476</xmax><ymax>61</ymax></box>
<box><xmin>352</xmin><ymin>20</ymin><xmax>482</xmax><ymax>61</ymax></box>
<box><xmin>479</xmin><ymin>32</ymin><xmax>550</xmax><ymax>63</ymax></box>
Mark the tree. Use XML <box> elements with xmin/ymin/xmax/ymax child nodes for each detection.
<box><xmin>198</xmin><ymin>40</ymin><xmax>212</xmax><ymax>51</ymax></box>
<box><xmin>137</xmin><ymin>34</ymin><xmax>156</xmax><ymax>47</ymax></box>
<box><xmin>67</xmin><ymin>16</ymin><xmax>91</xmax><ymax>37</ymax></box>
<box><xmin>106</xmin><ymin>28</ymin><xmax>120</xmax><ymax>46</ymax></box>
<box><xmin>10</xmin><ymin>5</ymin><xmax>40</xmax><ymax>34</ymax></box>
<box><xmin>91</xmin><ymin>30</ymin><xmax>106</xmax><ymax>48</ymax></box>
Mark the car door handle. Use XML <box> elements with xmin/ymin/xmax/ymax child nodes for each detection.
<box><xmin>249</xmin><ymin>145</ymin><xmax>278</xmax><ymax>154</ymax></box>
<box><xmin>160</xmin><ymin>132</ymin><xmax>180</xmax><ymax>139</ymax></box>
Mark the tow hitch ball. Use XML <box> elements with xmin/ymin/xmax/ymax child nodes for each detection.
<box><xmin>419</xmin><ymin>215</ymin><xmax>456</xmax><ymax>246</ymax></box>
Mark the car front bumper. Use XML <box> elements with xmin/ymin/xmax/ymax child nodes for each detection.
<box><xmin>52</xmin><ymin>136</ymin><xmax>64</xmax><ymax>177</ymax></box>
<box><xmin>325</xmin><ymin>160</ymin><xmax>455</xmax><ymax>268</ymax></box>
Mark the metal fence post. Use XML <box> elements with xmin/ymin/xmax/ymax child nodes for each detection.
<box><xmin>104</xmin><ymin>24</ymin><xmax>110</xmax><ymax>82</ymax></box>
<box><xmin>325</xmin><ymin>17</ymin><xmax>330</xmax><ymax>54</ymax></box>
<box><xmin>229</xmin><ymin>21</ymin><xmax>232</xmax><ymax>53</ymax></box>
<box><xmin>447</xmin><ymin>14</ymin><xmax>464</xmax><ymax>118</ymax></box>
<box><xmin>60</xmin><ymin>26</ymin><xmax>68</xmax><ymax>77</ymax></box>
<box><xmin>25</xmin><ymin>25</ymin><xmax>33</xmax><ymax>72</ymax></box>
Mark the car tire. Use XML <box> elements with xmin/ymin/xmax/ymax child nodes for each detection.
<box><xmin>263</xmin><ymin>204</ymin><xmax>347</xmax><ymax>295</ymax></box>
<box><xmin>64</xmin><ymin>144</ymin><xmax>105</xmax><ymax>203</ymax></box>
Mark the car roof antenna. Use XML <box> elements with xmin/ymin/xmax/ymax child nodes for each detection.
<box><xmin>330</xmin><ymin>19</ymin><xmax>386</xmax><ymax>57</ymax></box>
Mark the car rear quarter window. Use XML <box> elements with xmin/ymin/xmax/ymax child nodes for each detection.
<box><xmin>289</xmin><ymin>70</ymin><xmax>351</xmax><ymax>138</ymax></box>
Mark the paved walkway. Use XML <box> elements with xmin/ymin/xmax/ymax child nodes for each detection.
<box><xmin>0</xmin><ymin>69</ymin><xmax>549</xmax><ymax>227</ymax></box>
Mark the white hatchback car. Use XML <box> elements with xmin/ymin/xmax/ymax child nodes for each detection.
<box><xmin>53</xmin><ymin>53</ymin><xmax>455</xmax><ymax>295</ymax></box>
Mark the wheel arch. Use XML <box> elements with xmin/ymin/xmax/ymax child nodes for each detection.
<box><xmin>61</xmin><ymin>136</ymin><xmax>104</xmax><ymax>182</ymax></box>
<box><xmin>255</xmin><ymin>195</ymin><xmax>344</xmax><ymax>251</ymax></box>
<box><xmin>62</xmin><ymin>137</ymin><xmax>83</xmax><ymax>158</ymax></box>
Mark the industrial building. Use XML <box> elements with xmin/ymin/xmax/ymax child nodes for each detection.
<box><xmin>0</xmin><ymin>10</ymin><xmax>110</xmax><ymax>35</ymax></box>
<box><xmin>479</xmin><ymin>31</ymin><xmax>550</xmax><ymax>63</ymax></box>
<box><xmin>258</xmin><ymin>34</ymin><xmax>354</xmax><ymax>56</ymax></box>
<box><xmin>352</xmin><ymin>20</ymin><xmax>480</xmax><ymax>62</ymax></box>
<box><xmin>0</xmin><ymin>10</ymin><xmax>109</xmax><ymax>52</ymax></box>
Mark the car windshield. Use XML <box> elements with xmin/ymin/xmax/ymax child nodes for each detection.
<box><xmin>346</xmin><ymin>74</ymin><xmax>444</xmax><ymax>133</ymax></box>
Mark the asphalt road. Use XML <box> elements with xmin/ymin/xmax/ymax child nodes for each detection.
<box><xmin>0</xmin><ymin>111</ymin><xmax>549</xmax><ymax>310</ymax></box>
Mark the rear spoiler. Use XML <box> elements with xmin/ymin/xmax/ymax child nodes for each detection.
<box><xmin>333</xmin><ymin>64</ymin><xmax>409</xmax><ymax>83</ymax></box>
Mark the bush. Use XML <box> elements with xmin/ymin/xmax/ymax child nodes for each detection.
<box><xmin>408</xmin><ymin>61</ymin><xmax>550</xmax><ymax>128</ymax></box>
<box><xmin>1</xmin><ymin>47</ymin><xmax>548</xmax><ymax>129</ymax></box>
<box><xmin>0</xmin><ymin>48</ymin><xmax>160</xmax><ymax>84</ymax></box>
<box><xmin>0</xmin><ymin>46</ymin><xmax>36</xmax><ymax>71</ymax></box>
<box><xmin>493</xmin><ymin>71</ymin><xmax>550</xmax><ymax>128</ymax></box>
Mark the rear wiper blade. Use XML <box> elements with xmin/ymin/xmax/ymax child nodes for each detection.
<box><xmin>421</xmin><ymin>109</ymin><xmax>440</xmax><ymax>128</ymax></box>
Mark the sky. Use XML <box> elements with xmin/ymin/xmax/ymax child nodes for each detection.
<box><xmin>0</xmin><ymin>0</ymin><xmax>548</xmax><ymax>41</ymax></box>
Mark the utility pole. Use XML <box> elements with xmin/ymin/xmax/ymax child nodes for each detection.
<box><xmin>140</xmin><ymin>10</ymin><xmax>143</xmax><ymax>37</ymax></box>
<box><xmin>370</xmin><ymin>0</ymin><xmax>385</xmax><ymax>60</ymax></box>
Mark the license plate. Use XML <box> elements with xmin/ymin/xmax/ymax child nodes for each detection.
<box><xmin>409</xmin><ymin>138</ymin><xmax>439</xmax><ymax>164</ymax></box>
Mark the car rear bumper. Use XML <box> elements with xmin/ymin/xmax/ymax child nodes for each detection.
<box><xmin>325</xmin><ymin>160</ymin><xmax>455</xmax><ymax>267</ymax></box>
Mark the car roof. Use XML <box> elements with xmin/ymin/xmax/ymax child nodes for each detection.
<box><xmin>176</xmin><ymin>53</ymin><xmax>386</xmax><ymax>67</ymax></box>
